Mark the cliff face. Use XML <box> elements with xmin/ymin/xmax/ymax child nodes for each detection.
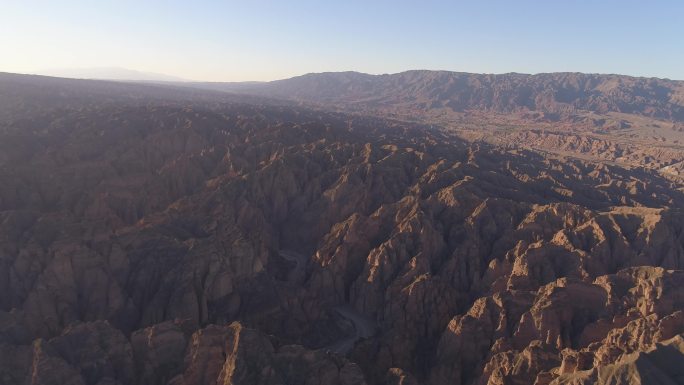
<box><xmin>0</xmin><ymin>73</ymin><xmax>683</xmax><ymax>385</ymax></box>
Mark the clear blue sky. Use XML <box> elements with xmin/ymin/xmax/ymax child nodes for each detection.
<box><xmin>1</xmin><ymin>0</ymin><xmax>683</xmax><ymax>81</ymax></box>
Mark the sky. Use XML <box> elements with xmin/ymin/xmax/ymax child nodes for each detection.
<box><xmin>1</xmin><ymin>0</ymin><xmax>683</xmax><ymax>82</ymax></box>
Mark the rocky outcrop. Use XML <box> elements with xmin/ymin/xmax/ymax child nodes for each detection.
<box><xmin>0</xmin><ymin>318</ymin><xmax>365</xmax><ymax>385</ymax></box>
<box><xmin>170</xmin><ymin>322</ymin><xmax>366</xmax><ymax>385</ymax></box>
<box><xmin>431</xmin><ymin>267</ymin><xmax>684</xmax><ymax>385</ymax></box>
<box><xmin>552</xmin><ymin>334</ymin><xmax>684</xmax><ymax>385</ymax></box>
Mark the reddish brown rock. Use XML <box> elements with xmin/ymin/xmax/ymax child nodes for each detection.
<box><xmin>1</xmin><ymin>73</ymin><xmax>684</xmax><ymax>385</ymax></box>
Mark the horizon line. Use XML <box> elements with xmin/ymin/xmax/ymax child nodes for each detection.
<box><xmin>3</xmin><ymin>67</ymin><xmax>683</xmax><ymax>83</ymax></box>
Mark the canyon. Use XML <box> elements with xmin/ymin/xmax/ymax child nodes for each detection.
<box><xmin>0</xmin><ymin>71</ymin><xmax>683</xmax><ymax>384</ymax></box>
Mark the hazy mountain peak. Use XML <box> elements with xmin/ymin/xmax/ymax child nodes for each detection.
<box><xmin>33</xmin><ymin>66</ymin><xmax>188</xmax><ymax>82</ymax></box>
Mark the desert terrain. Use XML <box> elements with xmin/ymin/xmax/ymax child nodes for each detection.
<box><xmin>0</xmin><ymin>71</ymin><xmax>683</xmax><ymax>385</ymax></box>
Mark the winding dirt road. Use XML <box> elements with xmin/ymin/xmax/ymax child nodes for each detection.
<box><xmin>278</xmin><ymin>250</ymin><xmax>306</xmax><ymax>282</ymax></box>
<box><xmin>325</xmin><ymin>305</ymin><xmax>376</xmax><ymax>355</ymax></box>
<box><xmin>278</xmin><ymin>250</ymin><xmax>376</xmax><ymax>355</ymax></box>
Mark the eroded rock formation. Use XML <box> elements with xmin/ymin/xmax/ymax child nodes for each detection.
<box><xmin>0</xmin><ymin>73</ymin><xmax>683</xmax><ymax>384</ymax></box>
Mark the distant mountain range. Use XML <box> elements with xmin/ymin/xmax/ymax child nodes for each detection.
<box><xmin>25</xmin><ymin>69</ymin><xmax>684</xmax><ymax>123</ymax></box>
<box><xmin>188</xmin><ymin>70</ymin><xmax>684</xmax><ymax>122</ymax></box>
<box><xmin>34</xmin><ymin>66</ymin><xmax>188</xmax><ymax>82</ymax></box>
